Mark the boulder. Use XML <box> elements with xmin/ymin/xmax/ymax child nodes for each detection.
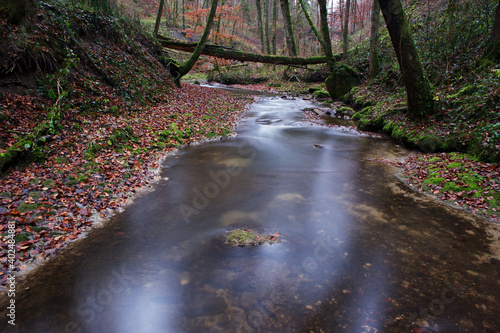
<box><xmin>325</xmin><ymin>64</ymin><xmax>361</xmax><ymax>100</ymax></box>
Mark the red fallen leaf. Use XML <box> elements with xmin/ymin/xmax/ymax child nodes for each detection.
<box><xmin>413</xmin><ymin>327</ymin><xmax>429</xmax><ymax>333</ymax></box>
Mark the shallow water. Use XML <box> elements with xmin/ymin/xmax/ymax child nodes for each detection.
<box><xmin>2</xmin><ymin>93</ymin><xmax>500</xmax><ymax>333</ymax></box>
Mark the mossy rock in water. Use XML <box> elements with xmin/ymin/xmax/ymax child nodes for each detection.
<box><xmin>313</xmin><ymin>90</ymin><xmax>330</xmax><ymax>99</ymax></box>
<box><xmin>324</xmin><ymin>64</ymin><xmax>361</xmax><ymax>100</ymax></box>
<box><xmin>226</xmin><ymin>229</ymin><xmax>281</xmax><ymax>247</ymax></box>
<box><xmin>336</xmin><ymin>106</ymin><xmax>355</xmax><ymax>117</ymax></box>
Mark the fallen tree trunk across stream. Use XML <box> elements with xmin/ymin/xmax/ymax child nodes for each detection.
<box><xmin>157</xmin><ymin>35</ymin><xmax>337</xmax><ymax>65</ymax></box>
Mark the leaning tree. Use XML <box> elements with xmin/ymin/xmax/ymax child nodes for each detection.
<box><xmin>377</xmin><ymin>0</ymin><xmax>434</xmax><ymax>121</ymax></box>
<box><xmin>169</xmin><ymin>0</ymin><xmax>219</xmax><ymax>87</ymax></box>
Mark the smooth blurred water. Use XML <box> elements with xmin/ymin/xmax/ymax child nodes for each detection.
<box><xmin>2</xmin><ymin>93</ymin><xmax>499</xmax><ymax>333</ymax></box>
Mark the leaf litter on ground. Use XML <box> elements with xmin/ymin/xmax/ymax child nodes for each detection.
<box><xmin>0</xmin><ymin>84</ymin><xmax>253</xmax><ymax>287</ymax></box>
<box><xmin>379</xmin><ymin>152</ymin><xmax>500</xmax><ymax>223</ymax></box>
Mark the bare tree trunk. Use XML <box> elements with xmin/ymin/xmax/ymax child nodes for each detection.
<box><xmin>182</xmin><ymin>0</ymin><xmax>186</xmax><ymax>30</ymax></box>
<box><xmin>280</xmin><ymin>0</ymin><xmax>298</xmax><ymax>56</ymax></box>
<box><xmin>339</xmin><ymin>0</ymin><xmax>344</xmax><ymax>36</ymax></box>
<box><xmin>446</xmin><ymin>0</ymin><xmax>457</xmax><ymax>70</ymax></box>
<box><xmin>214</xmin><ymin>0</ymin><xmax>225</xmax><ymax>44</ymax></box>
<box><xmin>154</xmin><ymin>0</ymin><xmax>166</xmax><ymax>37</ymax></box>
<box><xmin>195</xmin><ymin>0</ymin><xmax>209</xmax><ymax>28</ymax></box>
<box><xmin>317</xmin><ymin>0</ymin><xmax>335</xmax><ymax>70</ymax></box>
<box><xmin>486</xmin><ymin>0</ymin><xmax>500</xmax><ymax>63</ymax></box>
<box><xmin>352</xmin><ymin>0</ymin><xmax>357</xmax><ymax>33</ymax></box>
<box><xmin>377</xmin><ymin>0</ymin><xmax>434</xmax><ymax>120</ymax></box>
<box><xmin>173</xmin><ymin>0</ymin><xmax>179</xmax><ymax>27</ymax></box>
<box><xmin>369</xmin><ymin>0</ymin><xmax>381</xmax><ymax>79</ymax></box>
<box><xmin>264</xmin><ymin>0</ymin><xmax>271</xmax><ymax>54</ymax></box>
<box><xmin>171</xmin><ymin>0</ymin><xmax>220</xmax><ymax>87</ymax></box>
<box><xmin>342</xmin><ymin>0</ymin><xmax>351</xmax><ymax>55</ymax></box>
<box><xmin>256</xmin><ymin>0</ymin><xmax>266</xmax><ymax>53</ymax></box>
<box><xmin>299</xmin><ymin>0</ymin><xmax>324</xmax><ymax>50</ymax></box>
<box><xmin>230</xmin><ymin>5</ymin><xmax>240</xmax><ymax>42</ymax></box>
<box><xmin>272</xmin><ymin>0</ymin><xmax>277</xmax><ymax>54</ymax></box>
<box><xmin>3</xmin><ymin>0</ymin><xmax>27</xmax><ymax>25</ymax></box>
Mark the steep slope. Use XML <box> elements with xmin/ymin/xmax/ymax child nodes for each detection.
<box><xmin>0</xmin><ymin>0</ymin><xmax>252</xmax><ymax>287</ymax></box>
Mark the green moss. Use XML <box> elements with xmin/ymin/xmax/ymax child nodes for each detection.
<box><xmin>428</xmin><ymin>156</ymin><xmax>442</xmax><ymax>163</ymax></box>
<box><xmin>28</xmin><ymin>178</ymin><xmax>40</xmax><ymax>185</ymax></box>
<box><xmin>227</xmin><ymin>229</ymin><xmax>257</xmax><ymax>246</ymax></box>
<box><xmin>352</xmin><ymin>105</ymin><xmax>372</xmax><ymax>121</ymax></box>
<box><xmin>325</xmin><ymin>64</ymin><xmax>361</xmax><ymax>100</ymax></box>
<box><xmin>0</xmin><ymin>192</ymin><xmax>12</xmax><ymax>198</ymax></box>
<box><xmin>357</xmin><ymin>117</ymin><xmax>371</xmax><ymax>130</ymax></box>
<box><xmin>446</xmin><ymin>162</ymin><xmax>462</xmax><ymax>169</ymax></box>
<box><xmin>423</xmin><ymin>177</ymin><xmax>445</xmax><ymax>186</ymax></box>
<box><xmin>15</xmin><ymin>232</ymin><xmax>31</xmax><ymax>243</ymax></box>
<box><xmin>391</xmin><ymin>126</ymin><xmax>405</xmax><ymax>141</ymax></box>
<box><xmin>29</xmin><ymin>191</ymin><xmax>42</xmax><ymax>200</ymax></box>
<box><xmin>55</xmin><ymin>157</ymin><xmax>68</xmax><ymax>164</ymax></box>
<box><xmin>17</xmin><ymin>202</ymin><xmax>40</xmax><ymax>212</ymax></box>
<box><xmin>442</xmin><ymin>182</ymin><xmax>463</xmax><ymax>192</ymax></box>
<box><xmin>226</xmin><ymin>229</ymin><xmax>281</xmax><ymax>246</ymax></box>
<box><xmin>352</xmin><ymin>111</ymin><xmax>363</xmax><ymax>120</ymax></box>
<box><xmin>361</xmin><ymin>106</ymin><xmax>373</xmax><ymax>114</ymax></box>
<box><xmin>65</xmin><ymin>175</ymin><xmax>88</xmax><ymax>186</ymax></box>
<box><xmin>42</xmin><ymin>179</ymin><xmax>55</xmax><ymax>187</ymax></box>
<box><xmin>336</xmin><ymin>106</ymin><xmax>355</xmax><ymax>117</ymax></box>
<box><xmin>447</xmin><ymin>84</ymin><xmax>483</xmax><ymax>99</ymax></box>
<box><xmin>354</xmin><ymin>96</ymin><xmax>374</xmax><ymax>108</ymax></box>
<box><xmin>382</xmin><ymin>121</ymin><xmax>395</xmax><ymax>133</ymax></box>
<box><xmin>313</xmin><ymin>90</ymin><xmax>330</xmax><ymax>99</ymax></box>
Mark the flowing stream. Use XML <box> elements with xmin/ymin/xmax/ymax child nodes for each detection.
<box><xmin>2</xmin><ymin>88</ymin><xmax>500</xmax><ymax>333</ymax></box>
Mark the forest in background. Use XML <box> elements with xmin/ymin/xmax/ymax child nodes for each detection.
<box><xmin>129</xmin><ymin>0</ymin><xmax>499</xmax><ymax>163</ymax></box>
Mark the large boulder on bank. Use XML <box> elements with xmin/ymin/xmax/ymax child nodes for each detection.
<box><xmin>324</xmin><ymin>64</ymin><xmax>361</xmax><ymax>100</ymax></box>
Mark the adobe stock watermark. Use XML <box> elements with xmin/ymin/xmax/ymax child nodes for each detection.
<box><xmin>65</xmin><ymin>265</ymin><xmax>132</xmax><ymax>333</ymax></box>
<box><xmin>401</xmin><ymin>279</ymin><xmax>464</xmax><ymax>333</ymax></box>
<box><xmin>6</xmin><ymin>219</ymin><xmax>17</xmax><ymax>326</ymax></box>
<box><xmin>246</xmin><ymin>234</ymin><xmax>339</xmax><ymax>329</ymax></box>
<box><xmin>178</xmin><ymin>138</ymin><xmax>266</xmax><ymax>225</ymax></box>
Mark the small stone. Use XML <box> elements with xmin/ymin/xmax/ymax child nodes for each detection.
<box><xmin>306</xmin><ymin>305</ymin><xmax>313</xmax><ymax>310</ymax></box>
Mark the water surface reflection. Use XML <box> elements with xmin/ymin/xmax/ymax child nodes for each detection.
<box><xmin>2</xmin><ymin>94</ymin><xmax>499</xmax><ymax>333</ymax></box>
